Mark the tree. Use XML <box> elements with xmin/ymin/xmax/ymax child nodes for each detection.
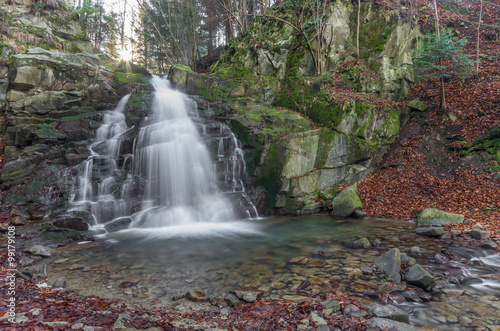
<box><xmin>412</xmin><ymin>29</ymin><xmax>474</xmax><ymax>110</ymax></box>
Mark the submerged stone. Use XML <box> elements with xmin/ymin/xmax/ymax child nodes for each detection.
<box><xmin>350</xmin><ymin>237</ymin><xmax>371</xmax><ymax>248</ymax></box>
<box><xmin>415</xmin><ymin>227</ymin><xmax>444</xmax><ymax>237</ymax></box>
<box><xmin>186</xmin><ymin>290</ymin><xmax>207</xmax><ymax>302</ymax></box>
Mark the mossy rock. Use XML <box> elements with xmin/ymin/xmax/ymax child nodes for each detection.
<box><xmin>417</xmin><ymin>208</ymin><xmax>464</xmax><ymax>226</ymax></box>
<box><xmin>331</xmin><ymin>183</ymin><xmax>363</xmax><ymax>218</ymax></box>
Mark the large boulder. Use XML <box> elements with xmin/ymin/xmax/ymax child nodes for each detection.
<box><xmin>331</xmin><ymin>184</ymin><xmax>363</xmax><ymax>218</ymax></box>
<box><xmin>374</xmin><ymin>248</ymin><xmax>401</xmax><ymax>282</ymax></box>
<box><xmin>417</xmin><ymin>208</ymin><xmax>464</xmax><ymax>227</ymax></box>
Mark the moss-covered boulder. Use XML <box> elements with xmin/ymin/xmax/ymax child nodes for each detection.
<box><xmin>331</xmin><ymin>184</ymin><xmax>363</xmax><ymax>218</ymax></box>
<box><xmin>417</xmin><ymin>208</ymin><xmax>464</xmax><ymax>227</ymax></box>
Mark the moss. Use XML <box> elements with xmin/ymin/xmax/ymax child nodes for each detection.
<box><xmin>256</xmin><ymin>144</ymin><xmax>285</xmax><ymax>208</ymax></box>
<box><xmin>173</xmin><ymin>64</ymin><xmax>193</xmax><ymax>72</ymax></box>
<box><xmin>273</xmin><ymin>79</ymin><xmax>342</xmax><ymax>129</ymax></box>
<box><xmin>357</xmin><ymin>4</ymin><xmax>396</xmax><ymax>57</ymax></box>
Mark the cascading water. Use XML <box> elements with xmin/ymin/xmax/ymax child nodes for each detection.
<box><xmin>70</xmin><ymin>76</ymin><xmax>260</xmax><ymax>239</ymax></box>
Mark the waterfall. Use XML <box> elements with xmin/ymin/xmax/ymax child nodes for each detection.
<box><xmin>70</xmin><ymin>76</ymin><xmax>260</xmax><ymax>239</ymax></box>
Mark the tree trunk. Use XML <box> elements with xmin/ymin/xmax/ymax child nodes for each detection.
<box><xmin>440</xmin><ymin>77</ymin><xmax>446</xmax><ymax>110</ymax></box>
<box><xmin>356</xmin><ymin>0</ymin><xmax>360</xmax><ymax>62</ymax></box>
<box><xmin>433</xmin><ymin>0</ymin><xmax>446</xmax><ymax>109</ymax></box>
<box><xmin>476</xmin><ymin>0</ymin><xmax>483</xmax><ymax>76</ymax></box>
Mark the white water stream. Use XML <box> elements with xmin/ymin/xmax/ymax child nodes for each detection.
<box><xmin>70</xmin><ymin>76</ymin><xmax>260</xmax><ymax>239</ymax></box>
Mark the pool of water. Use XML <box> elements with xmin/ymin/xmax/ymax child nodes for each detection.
<box><xmin>38</xmin><ymin>216</ymin><xmax>500</xmax><ymax>330</ymax></box>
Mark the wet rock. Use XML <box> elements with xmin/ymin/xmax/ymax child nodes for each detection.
<box><xmin>344</xmin><ymin>304</ymin><xmax>360</xmax><ymax>315</ymax></box>
<box><xmin>374</xmin><ymin>248</ymin><xmax>401</xmax><ymax>282</ymax></box>
<box><xmin>16</xmin><ymin>270</ymin><xmax>33</xmax><ymax>280</ymax></box>
<box><xmin>24</xmin><ymin>245</ymin><xmax>52</xmax><ymax>257</ymax></box>
<box><xmin>306</xmin><ymin>258</ymin><xmax>326</xmax><ymax>267</ymax></box>
<box><xmin>415</xmin><ymin>227</ymin><xmax>444</xmax><ymax>237</ymax></box>
<box><xmin>119</xmin><ymin>281</ymin><xmax>135</xmax><ymax>288</ymax></box>
<box><xmin>113</xmin><ymin>313</ymin><xmax>132</xmax><ymax>329</ymax></box>
<box><xmin>233</xmin><ymin>290</ymin><xmax>262</xmax><ymax>303</ymax></box>
<box><xmin>104</xmin><ymin>217</ymin><xmax>132</xmax><ymax>231</ymax></box>
<box><xmin>480</xmin><ymin>241</ymin><xmax>498</xmax><ymax>249</ymax></box>
<box><xmin>52</xmin><ymin>278</ymin><xmax>66</xmax><ymax>288</ymax></box>
<box><xmin>28</xmin><ymin>210</ymin><xmax>45</xmax><ymax>220</ymax></box>
<box><xmin>463</xmin><ymin>277</ymin><xmax>482</xmax><ymax>285</ymax></box>
<box><xmin>401</xmin><ymin>289</ymin><xmax>422</xmax><ymax>303</ymax></box>
<box><xmin>331</xmin><ymin>184</ymin><xmax>362</xmax><ymax>218</ymax></box>
<box><xmin>288</xmin><ymin>256</ymin><xmax>310</xmax><ymax>264</ymax></box>
<box><xmin>9</xmin><ymin>205</ymin><xmax>30</xmax><ymax>219</ymax></box>
<box><xmin>19</xmin><ymin>255</ymin><xmax>40</xmax><ymax>266</ymax></box>
<box><xmin>367</xmin><ymin>317</ymin><xmax>422</xmax><ymax>331</ymax></box>
<box><xmin>369</xmin><ymin>304</ymin><xmax>409</xmax><ymax>323</ymax></box>
<box><xmin>52</xmin><ymin>217</ymin><xmax>89</xmax><ymax>231</ymax></box>
<box><xmin>352</xmin><ymin>210</ymin><xmax>367</xmax><ymax>219</ymax></box>
<box><xmin>403</xmin><ymin>264</ymin><xmax>436</xmax><ymax>291</ymax></box>
<box><xmin>409</xmin><ymin>246</ymin><xmax>421</xmax><ymax>256</ymax></box>
<box><xmin>417</xmin><ymin>208</ymin><xmax>464</xmax><ymax>226</ymax></box>
<box><xmin>224</xmin><ymin>293</ymin><xmax>240</xmax><ymax>307</ymax></box>
<box><xmin>400</xmin><ymin>253</ymin><xmax>416</xmax><ymax>267</ymax></box>
<box><xmin>350</xmin><ymin>237</ymin><xmax>371</xmax><ymax>248</ymax></box>
<box><xmin>470</xmin><ymin>229</ymin><xmax>491</xmax><ymax>240</ymax></box>
<box><xmin>10</xmin><ymin>215</ymin><xmax>28</xmax><ymax>226</ymax></box>
<box><xmin>434</xmin><ymin>253</ymin><xmax>450</xmax><ymax>264</ymax></box>
<box><xmin>373</xmin><ymin>239</ymin><xmax>382</xmax><ymax>247</ymax></box>
<box><xmin>186</xmin><ymin>290</ymin><xmax>207</xmax><ymax>302</ymax></box>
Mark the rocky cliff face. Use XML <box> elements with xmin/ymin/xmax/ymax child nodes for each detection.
<box><xmin>0</xmin><ymin>2</ymin><xmax>141</xmax><ymax>209</ymax></box>
<box><xmin>171</xmin><ymin>1</ymin><xmax>416</xmax><ymax>215</ymax></box>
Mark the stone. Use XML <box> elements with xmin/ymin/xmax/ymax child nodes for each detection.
<box><xmin>367</xmin><ymin>317</ymin><xmax>422</xmax><ymax>331</ymax></box>
<box><xmin>372</xmin><ymin>239</ymin><xmax>382</xmax><ymax>247</ymax></box>
<box><xmin>233</xmin><ymin>290</ymin><xmax>262</xmax><ymax>303</ymax></box>
<box><xmin>415</xmin><ymin>227</ymin><xmax>444</xmax><ymax>237</ymax></box>
<box><xmin>352</xmin><ymin>209</ymin><xmax>367</xmax><ymax>219</ymax></box>
<box><xmin>104</xmin><ymin>217</ymin><xmax>132</xmax><ymax>231</ymax></box>
<box><xmin>470</xmin><ymin>229</ymin><xmax>491</xmax><ymax>240</ymax></box>
<box><xmin>369</xmin><ymin>304</ymin><xmax>409</xmax><ymax>323</ymax></box>
<box><xmin>417</xmin><ymin>208</ymin><xmax>464</xmax><ymax>227</ymax></box>
<box><xmin>321</xmin><ymin>300</ymin><xmax>341</xmax><ymax>312</ymax></box>
<box><xmin>186</xmin><ymin>290</ymin><xmax>207</xmax><ymax>302</ymax></box>
<box><xmin>9</xmin><ymin>205</ymin><xmax>31</xmax><ymax>219</ymax></box>
<box><xmin>281</xmin><ymin>295</ymin><xmax>313</xmax><ymax>302</ymax></box>
<box><xmin>407</xmin><ymin>99</ymin><xmax>428</xmax><ymax>112</ymax></box>
<box><xmin>52</xmin><ymin>217</ymin><xmax>89</xmax><ymax>231</ymax></box>
<box><xmin>350</xmin><ymin>237</ymin><xmax>371</xmax><ymax>248</ymax></box>
<box><xmin>52</xmin><ymin>278</ymin><xmax>66</xmax><ymax>288</ymax></box>
<box><xmin>401</xmin><ymin>290</ymin><xmax>422</xmax><ymax>303</ymax></box>
<box><xmin>450</xmin><ymin>230</ymin><xmax>462</xmax><ymax>236</ymax></box>
<box><xmin>403</xmin><ymin>264</ymin><xmax>436</xmax><ymax>291</ymax></box>
<box><xmin>331</xmin><ymin>184</ymin><xmax>363</xmax><ymax>218</ymax></box>
<box><xmin>224</xmin><ymin>294</ymin><xmax>240</xmax><ymax>307</ymax></box>
<box><xmin>400</xmin><ymin>253</ymin><xmax>416</xmax><ymax>267</ymax></box>
<box><xmin>113</xmin><ymin>313</ymin><xmax>132</xmax><ymax>329</ymax></box>
<box><xmin>374</xmin><ymin>248</ymin><xmax>401</xmax><ymax>282</ymax></box>
<box><xmin>480</xmin><ymin>241</ymin><xmax>498</xmax><ymax>249</ymax></box>
<box><xmin>25</xmin><ymin>245</ymin><xmax>52</xmax><ymax>257</ymax></box>
<box><xmin>409</xmin><ymin>246</ymin><xmax>421</xmax><ymax>256</ymax></box>
<box><xmin>10</xmin><ymin>215</ymin><xmax>28</xmax><ymax>226</ymax></box>
<box><xmin>16</xmin><ymin>270</ymin><xmax>33</xmax><ymax>280</ymax></box>
<box><xmin>310</xmin><ymin>312</ymin><xmax>327</xmax><ymax>325</ymax></box>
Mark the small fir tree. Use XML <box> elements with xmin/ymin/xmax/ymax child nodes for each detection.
<box><xmin>412</xmin><ymin>29</ymin><xmax>474</xmax><ymax>110</ymax></box>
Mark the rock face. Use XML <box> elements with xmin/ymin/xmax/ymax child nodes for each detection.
<box><xmin>417</xmin><ymin>208</ymin><xmax>465</xmax><ymax>226</ymax></box>
<box><xmin>0</xmin><ymin>3</ymin><xmax>149</xmax><ymax>209</ymax></box>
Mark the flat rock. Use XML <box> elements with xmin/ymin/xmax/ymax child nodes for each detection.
<box><xmin>24</xmin><ymin>245</ymin><xmax>52</xmax><ymax>257</ymax></box>
<box><xmin>374</xmin><ymin>248</ymin><xmax>401</xmax><ymax>282</ymax></box>
<box><xmin>369</xmin><ymin>304</ymin><xmax>409</xmax><ymax>323</ymax></box>
<box><xmin>367</xmin><ymin>317</ymin><xmax>423</xmax><ymax>331</ymax></box>
<box><xmin>186</xmin><ymin>290</ymin><xmax>207</xmax><ymax>302</ymax></box>
<box><xmin>281</xmin><ymin>295</ymin><xmax>313</xmax><ymax>302</ymax></box>
<box><xmin>233</xmin><ymin>289</ymin><xmax>263</xmax><ymax>303</ymax></box>
<box><xmin>470</xmin><ymin>229</ymin><xmax>490</xmax><ymax>240</ymax></box>
<box><xmin>224</xmin><ymin>293</ymin><xmax>240</xmax><ymax>307</ymax></box>
<box><xmin>417</xmin><ymin>208</ymin><xmax>464</xmax><ymax>226</ymax></box>
<box><xmin>415</xmin><ymin>227</ymin><xmax>444</xmax><ymax>237</ymax></box>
